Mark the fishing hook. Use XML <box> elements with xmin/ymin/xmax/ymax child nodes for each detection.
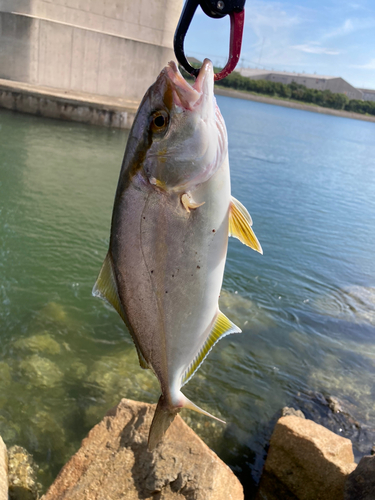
<box><xmin>174</xmin><ymin>0</ymin><xmax>246</xmax><ymax>81</ymax></box>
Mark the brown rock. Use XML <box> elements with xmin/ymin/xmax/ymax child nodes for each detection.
<box><xmin>257</xmin><ymin>416</ymin><xmax>356</xmax><ymax>500</ymax></box>
<box><xmin>41</xmin><ymin>398</ymin><xmax>243</xmax><ymax>500</ymax></box>
<box><xmin>344</xmin><ymin>455</ymin><xmax>375</xmax><ymax>500</ymax></box>
<box><xmin>0</xmin><ymin>436</ymin><xmax>7</xmax><ymax>500</ymax></box>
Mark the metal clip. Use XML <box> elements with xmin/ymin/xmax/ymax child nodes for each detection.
<box><xmin>174</xmin><ymin>0</ymin><xmax>246</xmax><ymax>81</ymax></box>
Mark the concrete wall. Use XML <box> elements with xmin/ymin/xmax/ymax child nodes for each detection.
<box><xmin>0</xmin><ymin>0</ymin><xmax>182</xmax><ymax>102</ymax></box>
<box><xmin>359</xmin><ymin>89</ymin><xmax>375</xmax><ymax>102</ymax></box>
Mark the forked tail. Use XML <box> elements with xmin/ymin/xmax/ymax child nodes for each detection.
<box><xmin>148</xmin><ymin>392</ymin><xmax>226</xmax><ymax>451</ymax></box>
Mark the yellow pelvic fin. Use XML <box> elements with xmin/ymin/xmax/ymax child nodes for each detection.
<box><xmin>181</xmin><ymin>310</ymin><xmax>241</xmax><ymax>386</ymax></box>
<box><xmin>229</xmin><ymin>196</ymin><xmax>263</xmax><ymax>254</ymax></box>
<box><xmin>92</xmin><ymin>253</ymin><xmax>149</xmax><ymax>370</ymax></box>
<box><xmin>181</xmin><ymin>193</ymin><xmax>205</xmax><ymax>213</ymax></box>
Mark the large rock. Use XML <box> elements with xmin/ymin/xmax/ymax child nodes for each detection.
<box><xmin>344</xmin><ymin>455</ymin><xmax>375</xmax><ymax>500</ymax></box>
<box><xmin>41</xmin><ymin>398</ymin><xmax>243</xmax><ymax>500</ymax></box>
<box><xmin>256</xmin><ymin>416</ymin><xmax>356</xmax><ymax>500</ymax></box>
<box><xmin>0</xmin><ymin>436</ymin><xmax>7</xmax><ymax>500</ymax></box>
<box><xmin>8</xmin><ymin>445</ymin><xmax>40</xmax><ymax>500</ymax></box>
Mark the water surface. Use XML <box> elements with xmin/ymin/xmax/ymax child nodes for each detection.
<box><xmin>0</xmin><ymin>99</ymin><xmax>375</xmax><ymax>495</ymax></box>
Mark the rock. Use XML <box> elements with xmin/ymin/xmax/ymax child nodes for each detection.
<box><xmin>41</xmin><ymin>398</ymin><xmax>243</xmax><ymax>500</ymax></box>
<box><xmin>256</xmin><ymin>416</ymin><xmax>356</xmax><ymax>500</ymax></box>
<box><xmin>0</xmin><ymin>436</ymin><xmax>7</xmax><ymax>500</ymax></box>
<box><xmin>344</xmin><ymin>455</ymin><xmax>375</xmax><ymax>500</ymax></box>
<box><xmin>0</xmin><ymin>362</ymin><xmax>12</xmax><ymax>387</ymax></box>
<box><xmin>281</xmin><ymin>407</ymin><xmax>305</xmax><ymax>419</ymax></box>
<box><xmin>38</xmin><ymin>302</ymin><xmax>67</xmax><ymax>323</ymax></box>
<box><xmin>8</xmin><ymin>445</ymin><xmax>39</xmax><ymax>500</ymax></box>
<box><xmin>14</xmin><ymin>333</ymin><xmax>61</xmax><ymax>356</ymax></box>
<box><xmin>20</xmin><ymin>355</ymin><xmax>63</xmax><ymax>388</ymax></box>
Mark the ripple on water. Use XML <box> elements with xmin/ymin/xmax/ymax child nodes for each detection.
<box><xmin>313</xmin><ymin>285</ymin><xmax>375</xmax><ymax>326</ymax></box>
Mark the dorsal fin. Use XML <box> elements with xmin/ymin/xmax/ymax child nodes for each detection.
<box><xmin>92</xmin><ymin>252</ymin><xmax>149</xmax><ymax>370</ymax></box>
<box><xmin>229</xmin><ymin>196</ymin><xmax>263</xmax><ymax>254</ymax></box>
<box><xmin>181</xmin><ymin>310</ymin><xmax>241</xmax><ymax>386</ymax></box>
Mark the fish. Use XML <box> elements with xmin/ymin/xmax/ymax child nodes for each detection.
<box><xmin>93</xmin><ymin>58</ymin><xmax>262</xmax><ymax>450</ymax></box>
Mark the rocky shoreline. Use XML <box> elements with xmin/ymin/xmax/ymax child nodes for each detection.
<box><xmin>214</xmin><ymin>87</ymin><xmax>375</xmax><ymax>123</ymax></box>
<box><xmin>1</xmin><ymin>398</ymin><xmax>375</xmax><ymax>499</ymax></box>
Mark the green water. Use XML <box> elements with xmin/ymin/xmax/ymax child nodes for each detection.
<box><xmin>1</xmin><ymin>101</ymin><xmax>375</xmax><ymax>496</ymax></box>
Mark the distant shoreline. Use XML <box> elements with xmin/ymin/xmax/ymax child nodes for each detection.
<box><xmin>214</xmin><ymin>87</ymin><xmax>375</xmax><ymax>123</ymax></box>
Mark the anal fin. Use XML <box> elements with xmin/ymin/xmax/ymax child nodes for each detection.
<box><xmin>229</xmin><ymin>196</ymin><xmax>263</xmax><ymax>254</ymax></box>
<box><xmin>181</xmin><ymin>310</ymin><xmax>241</xmax><ymax>386</ymax></box>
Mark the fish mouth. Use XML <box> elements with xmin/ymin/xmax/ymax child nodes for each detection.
<box><xmin>164</xmin><ymin>58</ymin><xmax>214</xmax><ymax>110</ymax></box>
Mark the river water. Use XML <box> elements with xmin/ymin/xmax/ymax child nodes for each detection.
<box><xmin>1</xmin><ymin>98</ymin><xmax>375</xmax><ymax>496</ymax></box>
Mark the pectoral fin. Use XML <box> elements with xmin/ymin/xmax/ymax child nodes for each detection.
<box><xmin>181</xmin><ymin>310</ymin><xmax>241</xmax><ymax>386</ymax></box>
<box><xmin>229</xmin><ymin>197</ymin><xmax>263</xmax><ymax>254</ymax></box>
<box><xmin>92</xmin><ymin>253</ymin><xmax>149</xmax><ymax>370</ymax></box>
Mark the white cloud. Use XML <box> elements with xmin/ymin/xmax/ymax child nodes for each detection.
<box><xmin>292</xmin><ymin>42</ymin><xmax>340</xmax><ymax>56</ymax></box>
<box><xmin>351</xmin><ymin>58</ymin><xmax>375</xmax><ymax>69</ymax></box>
<box><xmin>241</xmin><ymin>0</ymin><xmax>305</xmax><ymax>67</ymax></box>
<box><xmin>323</xmin><ymin>18</ymin><xmax>354</xmax><ymax>39</ymax></box>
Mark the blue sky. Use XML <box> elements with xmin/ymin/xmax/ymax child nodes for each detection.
<box><xmin>184</xmin><ymin>0</ymin><xmax>375</xmax><ymax>89</ymax></box>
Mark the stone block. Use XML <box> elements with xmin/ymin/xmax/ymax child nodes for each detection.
<box><xmin>0</xmin><ymin>436</ymin><xmax>7</xmax><ymax>500</ymax></box>
<box><xmin>257</xmin><ymin>416</ymin><xmax>356</xmax><ymax>500</ymax></box>
<box><xmin>41</xmin><ymin>398</ymin><xmax>244</xmax><ymax>500</ymax></box>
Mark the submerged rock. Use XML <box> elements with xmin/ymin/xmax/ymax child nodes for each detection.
<box><xmin>281</xmin><ymin>407</ymin><xmax>305</xmax><ymax>419</ymax></box>
<box><xmin>0</xmin><ymin>436</ymin><xmax>7</xmax><ymax>500</ymax></box>
<box><xmin>20</xmin><ymin>355</ymin><xmax>63</xmax><ymax>388</ymax></box>
<box><xmin>256</xmin><ymin>415</ymin><xmax>356</xmax><ymax>500</ymax></box>
<box><xmin>314</xmin><ymin>285</ymin><xmax>375</xmax><ymax>326</ymax></box>
<box><xmin>0</xmin><ymin>362</ymin><xmax>12</xmax><ymax>387</ymax></box>
<box><xmin>41</xmin><ymin>398</ymin><xmax>244</xmax><ymax>500</ymax></box>
<box><xmin>344</xmin><ymin>455</ymin><xmax>375</xmax><ymax>500</ymax></box>
<box><xmin>8</xmin><ymin>445</ymin><xmax>40</xmax><ymax>500</ymax></box>
<box><xmin>219</xmin><ymin>289</ymin><xmax>275</xmax><ymax>331</ymax></box>
<box><xmin>14</xmin><ymin>333</ymin><xmax>61</xmax><ymax>356</ymax></box>
<box><xmin>38</xmin><ymin>302</ymin><xmax>67</xmax><ymax>323</ymax></box>
<box><xmin>87</xmin><ymin>351</ymin><xmax>158</xmax><ymax>401</ymax></box>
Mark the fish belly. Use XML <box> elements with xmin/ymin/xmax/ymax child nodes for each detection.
<box><xmin>111</xmin><ymin>160</ymin><xmax>231</xmax><ymax>396</ymax></box>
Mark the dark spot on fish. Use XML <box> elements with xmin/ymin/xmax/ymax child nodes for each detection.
<box><xmin>172</xmin><ymin>275</ymin><xmax>174</xmax><ymax>278</ymax></box>
<box><xmin>143</xmin><ymin>217</ymin><xmax>145</xmax><ymax>219</ymax></box>
<box><xmin>197</xmin><ymin>265</ymin><xmax>200</xmax><ymax>269</ymax></box>
<box><xmin>151</xmin><ymin>270</ymin><xmax>154</xmax><ymax>274</ymax></box>
<box><xmin>212</xmin><ymin>229</ymin><xmax>216</xmax><ymax>233</ymax></box>
<box><xmin>165</xmin><ymin>291</ymin><xmax>168</xmax><ymax>293</ymax></box>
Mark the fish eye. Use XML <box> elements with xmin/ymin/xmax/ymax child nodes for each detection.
<box><xmin>151</xmin><ymin>111</ymin><xmax>169</xmax><ymax>134</ymax></box>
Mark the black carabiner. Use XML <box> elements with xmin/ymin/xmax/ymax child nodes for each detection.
<box><xmin>174</xmin><ymin>0</ymin><xmax>246</xmax><ymax>81</ymax></box>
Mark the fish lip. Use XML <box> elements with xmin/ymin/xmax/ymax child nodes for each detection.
<box><xmin>165</xmin><ymin>59</ymin><xmax>213</xmax><ymax>110</ymax></box>
<box><xmin>192</xmin><ymin>58</ymin><xmax>213</xmax><ymax>95</ymax></box>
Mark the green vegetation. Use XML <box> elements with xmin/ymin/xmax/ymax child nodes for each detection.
<box><xmin>181</xmin><ymin>64</ymin><xmax>375</xmax><ymax>116</ymax></box>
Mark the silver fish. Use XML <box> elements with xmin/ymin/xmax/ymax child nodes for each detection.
<box><xmin>93</xmin><ymin>59</ymin><xmax>262</xmax><ymax>449</ymax></box>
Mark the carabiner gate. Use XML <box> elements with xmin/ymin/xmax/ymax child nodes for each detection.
<box><xmin>174</xmin><ymin>0</ymin><xmax>246</xmax><ymax>81</ymax></box>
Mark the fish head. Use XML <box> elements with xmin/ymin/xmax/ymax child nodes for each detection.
<box><xmin>126</xmin><ymin>59</ymin><xmax>227</xmax><ymax>192</ymax></box>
